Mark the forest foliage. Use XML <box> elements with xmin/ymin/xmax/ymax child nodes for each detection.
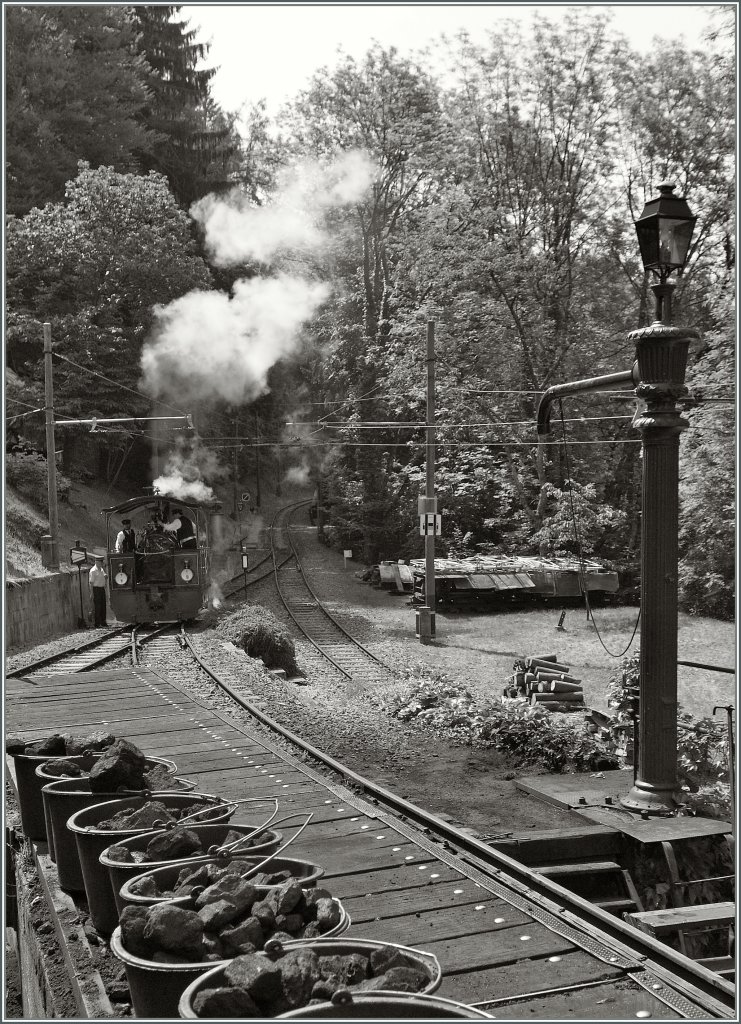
<box><xmin>5</xmin><ymin>6</ymin><xmax>735</xmax><ymax>617</ymax></box>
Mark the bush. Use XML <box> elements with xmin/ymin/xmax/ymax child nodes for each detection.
<box><xmin>215</xmin><ymin>605</ymin><xmax>299</xmax><ymax>675</ymax></box>
<box><xmin>606</xmin><ymin>653</ymin><xmax>729</xmax><ymax>790</ymax></box>
<box><xmin>387</xmin><ymin>669</ymin><xmax>618</xmax><ymax>772</ymax></box>
<box><xmin>479</xmin><ymin>701</ymin><xmax>619</xmax><ymax>773</ymax></box>
<box><xmin>6</xmin><ymin>451</ymin><xmax>70</xmax><ymax>508</ymax></box>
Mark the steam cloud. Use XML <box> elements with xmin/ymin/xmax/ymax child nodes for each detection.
<box><xmin>141</xmin><ymin>150</ymin><xmax>375</xmax><ymax>516</ymax></box>
<box><xmin>142</xmin><ymin>275</ymin><xmax>329</xmax><ymax>407</ymax></box>
<box><xmin>140</xmin><ymin>151</ymin><xmax>374</xmax><ymax>409</ymax></box>
<box><xmin>191</xmin><ymin>151</ymin><xmax>375</xmax><ymax>267</ymax></box>
<box><xmin>284</xmin><ymin>462</ymin><xmax>311</xmax><ymax>487</ymax></box>
<box><xmin>153</xmin><ymin>443</ymin><xmax>227</xmax><ymax>502</ymax></box>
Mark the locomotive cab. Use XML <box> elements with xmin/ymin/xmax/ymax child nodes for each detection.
<box><xmin>102</xmin><ymin>496</ymin><xmax>213</xmax><ymax>624</ymax></box>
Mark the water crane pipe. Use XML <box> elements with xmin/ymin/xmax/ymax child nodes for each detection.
<box><xmin>536</xmin><ymin>364</ymin><xmax>640</xmax><ymax>436</ymax></box>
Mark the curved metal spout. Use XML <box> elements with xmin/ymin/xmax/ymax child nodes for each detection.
<box><xmin>537</xmin><ymin>363</ymin><xmax>640</xmax><ymax>436</ymax></box>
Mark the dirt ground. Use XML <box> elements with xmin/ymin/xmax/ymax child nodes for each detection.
<box><xmin>299</xmin><ymin>529</ymin><xmax>736</xmax><ymax>724</ymax></box>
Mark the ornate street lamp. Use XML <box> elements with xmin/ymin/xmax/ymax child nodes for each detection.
<box><xmin>621</xmin><ymin>183</ymin><xmax>699</xmax><ymax>815</ymax></box>
<box><xmin>634</xmin><ymin>181</ymin><xmax>696</xmax><ymax>323</ymax></box>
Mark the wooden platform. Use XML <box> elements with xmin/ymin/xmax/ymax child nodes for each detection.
<box><xmin>516</xmin><ymin>770</ymin><xmax>733</xmax><ymax>843</ymax></box>
<box><xmin>5</xmin><ymin>665</ymin><xmax>736</xmax><ymax>1018</ymax></box>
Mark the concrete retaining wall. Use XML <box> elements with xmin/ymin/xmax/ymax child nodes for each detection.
<box><xmin>6</xmin><ymin>571</ymin><xmax>89</xmax><ymax>651</ymax></box>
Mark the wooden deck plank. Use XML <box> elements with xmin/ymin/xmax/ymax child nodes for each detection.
<box><xmin>626</xmin><ymin>903</ymin><xmax>735</xmax><ymax>935</ymax></box>
<box><xmin>11</xmin><ymin>708</ymin><xmax>199</xmax><ymax>732</ymax></box>
<box><xmin>288</xmin><ymin>836</ymin><xmax>423</xmax><ymax>876</ymax></box>
<box><xmin>437</xmin><ymin>951</ymin><xmax>626</xmax><ymax>1003</ymax></box>
<box><xmin>345</xmin><ymin>898</ymin><xmax>532</xmax><ymax>946</ymax></box>
<box><xmin>13</xmin><ymin>696</ymin><xmax>178</xmax><ymax>721</ymax></box>
<box><xmin>192</xmin><ymin>764</ymin><xmax>310</xmax><ymax>784</ymax></box>
<box><xmin>354</xmin><ymin>922</ymin><xmax>575</xmax><ymax>972</ymax></box>
<box><xmin>486</xmin><ymin>978</ymin><xmax>678</xmax><ymax>1019</ymax></box>
<box><xmin>9</xmin><ymin>683</ymin><xmax>157</xmax><ymax>703</ymax></box>
<box><xmin>326</xmin><ymin>862</ymin><xmax>466</xmax><ymax>900</ymax></box>
<box><xmin>170</xmin><ymin>749</ymin><xmax>284</xmax><ymax>765</ymax></box>
<box><xmin>343</xmin><ymin>880</ymin><xmax>524</xmax><ymax>925</ymax></box>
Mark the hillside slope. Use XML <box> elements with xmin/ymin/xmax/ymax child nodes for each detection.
<box><xmin>5</xmin><ymin>481</ymin><xmax>132</xmax><ymax>581</ymax></box>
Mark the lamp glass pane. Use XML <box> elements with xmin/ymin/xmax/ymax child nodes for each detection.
<box><xmin>663</xmin><ymin>219</ymin><xmax>693</xmax><ymax>266</ymax></box>
<box><xmin>635</xmin><ymin>219</ymin><xmax>659</xmax><ymax>268</ymax></box>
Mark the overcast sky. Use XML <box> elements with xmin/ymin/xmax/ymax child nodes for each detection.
<box><xmin>185</xmin><ymin>3</ymin><xmax>727</xmax><ymax>115</ymax></box>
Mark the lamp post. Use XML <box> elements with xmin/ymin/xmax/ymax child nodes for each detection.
<box><xmin>621</xmin><ymin>182</ymin><xmax>699</xmax><ymax>815</ymax></box>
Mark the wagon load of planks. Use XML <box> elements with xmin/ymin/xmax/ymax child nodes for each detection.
<box><xmin>503</xmin><ymin>654</ymin><xmax>585</xmax><ymax>713</ymax></box>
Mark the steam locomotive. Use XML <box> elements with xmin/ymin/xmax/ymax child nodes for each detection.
<box><xmin>102</xmin><ymin>496</ymin><xmax>224</xmax><ymax>624</ymax></box>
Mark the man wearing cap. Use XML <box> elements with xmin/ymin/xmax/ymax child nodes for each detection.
<box><xmin>88</xmin><ymin>554</ymin><xmax>109</xmax><ymax>628</ymax></box>
<box><xmin>162</xmin><ymin>508</ymin><xmax>197</xmax><ymax>549</ymax></box>
<box><xmin>115</xmin><ymin>519</ymin><xmax>136</xmax><ymax>553</ymax></box>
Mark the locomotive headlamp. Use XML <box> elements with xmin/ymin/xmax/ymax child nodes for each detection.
<box><xmin>114</xmin><ymin>563</ymin><xmax>128</xmax><ymax>586</ymax></box>
<box><xmin>180</xmin><ymin>560</ymin><xmax>194</xmax><ymax>583</ymax></box>
<box><xmin>634</xmin><ymin>182</ymin><xmax>696</xmax><ymax>281</ymax></box>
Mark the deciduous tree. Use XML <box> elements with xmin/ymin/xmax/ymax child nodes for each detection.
<box><xmin>6</xmin><ymin>5</ymin><xmax>154</xmax><ymax>215</ymax></box>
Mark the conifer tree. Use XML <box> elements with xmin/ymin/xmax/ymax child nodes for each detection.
<box><xmin>132</xmin><ymin>5</ymin><xmax>238</xmax><ymax>207</ymax></box>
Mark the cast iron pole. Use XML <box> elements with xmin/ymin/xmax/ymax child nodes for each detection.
<box><xmin>621</xmin><ymin>282</ymin><xmax>699</xmax><ymax>814</ymax></box>
<box><xmin>42</xmin><ymin>323</ymin><xmax>60</xmax><ymax>569</ymax></box>
<box><xmin>418</xmin><ymin>319</ymin><xmax>437</xmax><ymax>644</ymax></box>
<box><xmin>426</xmin><ymin>319</ymin><xmax>436</xmax><ymax>615</ymax></box>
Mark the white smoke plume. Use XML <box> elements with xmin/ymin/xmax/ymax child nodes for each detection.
<box><xmin>141</xmin><ymin>275</ymin><xmax>329</xmax><ymax>407</ymax></box>
<box><xmin>153</xmin><ymin>443</ymin><xmax>228</xmax><ymax>502</ymax></box>
<box><xmin>284</xmin><ymin>462</ymin><xmax>312</xmax><ymax>487</ymax></box>
<box><xmin>207</xmin><ymin>579</ymin><xmax>225</xmax><ymax>611</ymax></box>
<box><xmin>191</xmin><ymin>151</ymin><xmax>375</xmax><ymax>267</ymax></box>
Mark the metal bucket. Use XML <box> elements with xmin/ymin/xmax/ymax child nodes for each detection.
<box><xmin>101</xmin><ymin>823</ymin><xmax>285</xmax><ymax>916</ymax></box>
<box><xmin>277</xmin><ymin>993</ymin><xmax>495</xmax><ymax>1019</ymax></box>
<box><xmin>66</xmin><ymin>792</ymin><xmax>233</xmax><ymax>936</ymax></box>
<box><xmin>116</xmin><ymin>854</ymin><xmax>322</xmax><ymax>915</ymax></box>
<box><xmin>12</xmin><ymin>751</ymin><xmax>94</xmax><ymax>840</ymax></box>
<box><xmin>178</xmin><ymin>938</ymin><xmax>442</xmax><ymax>1020</ymax></box>
<box><xmin>38</xmin><ymin>756</ymin><xmax>180</xmax><ymax>864</ymax></box>
<box><xmin>110</xmin><ymin>894</ymin><xmax>349</xmax><ymax>1020</ymax></box>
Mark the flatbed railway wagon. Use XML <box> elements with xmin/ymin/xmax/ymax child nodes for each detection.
<box><xmin>102</xmin><ymin>496</ymin><xmax>223</xmax><ymax>623</ymax></box>
<box><xmin>410</xmin><ymin>554</ymin><xmax>620</xmax><ymax>605</ymax></box>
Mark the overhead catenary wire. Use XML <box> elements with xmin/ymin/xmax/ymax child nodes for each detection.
<box><xmin>52</xmin><ymin>352</ymin><xmax>187</xmax><ymax>416</ymax></box>
<box><xmin>201</xmin><ymin>438</ymin><xmax>645</xmax><ymax>449</ymax></box>
<box><xmin>284</xmin><ymin>415</ymin><xmax>636</xmax><ymax>429</ymax></box>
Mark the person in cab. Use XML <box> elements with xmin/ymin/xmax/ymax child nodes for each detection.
<box><xmin>163</xmin><ymin>508</ymin><xmax>197</xmax><ymax>549</ymax></box>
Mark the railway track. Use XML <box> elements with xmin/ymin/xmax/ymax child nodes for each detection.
<box><xmin>13</xmin><ymin>614</ymin><xmax>728</xmax><ymax>1015</ymax></box>
<box><xmin>7</xmin><ymin>624</ymin><xmax>175</xmax><ymax>678</ymax></box>
<box><xmin>270</xmin><ymin>502</ymin><xmax>397</xmax><ymax>689</ymax></box>
<box><xmin>165</xmin><ymin>628</ymin><xmax>733</xmax><ymax>1014</ymax></box>
<box><xmin>5</xmin><ymin>502</ymin><xmax>735</xmax><ymax>1018</ymax></box>
<box><xmin>220</xmin><ymin>505</ymin><xmax>309</xmax><ymax>599</ymax></box>
<box><xmin>119</xmin><ymin>560</ymin><xmax>737</xmax><ymax>1017</ymax></box>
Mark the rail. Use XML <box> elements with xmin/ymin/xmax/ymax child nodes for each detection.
<box><xmin>178</xmin><ymin>626</ymin><xmax>735</xmax><ymax>1012</ymax></box>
